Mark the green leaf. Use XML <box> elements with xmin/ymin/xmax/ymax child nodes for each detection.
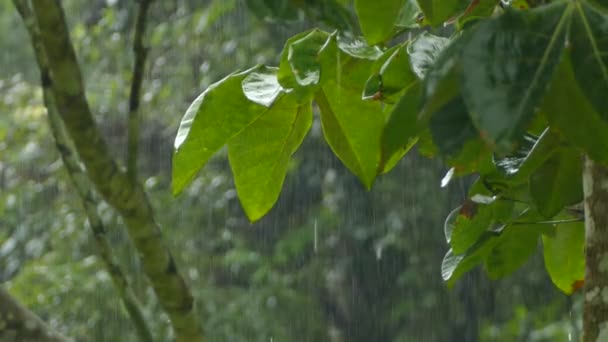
<box><xmin>570</xmin><ymin>3</ymin><xmax>608</xmax><ymax>122</ymax></box>
<box><xmin>442</xmin><ymin>233</ymin><xmax>500</xmax><ymax>286</ymax></box>
<box><xmin>363</xmin><ymin>43</ymin><xmax>411</xmax><ymax>103</ymax></box>
<box><xmin>459</xmin><ymin>3</ymin><xmax>569</xmax><ymax>151</ymax></box>
<box><xmin>355</xmin><ymin>0</ymin><xmax>406</xmax><ymax>45</ymax></box>
<box><xmin>493</xmin><ymin>128</ymin><xmax>560</xmax><ymax>184</ymax></box>
<box><xmin>396</xmin><ymin>0</ymin><xmax>422</xmax><ymax>28</ymax></box>
<box><xmin>315</xmin><ymin>35</ymin><xmax>386</xmax><ymax>188</ymax></box>
<box><xmin>542</xmin><ymin>221</ymin><xmax>585</xmax><ymax>294</ymax></box>
<box><xmin>228</xmin><ymin>94</ymin><xmax>313</xmax><ymax>222</ymax></box>
<box><xmin>543</xmin><ymin>54</ymin><xmax>608</xmax><ymax>164</ymax></box>
<box><xmin>173</xmin><ymin>66</ymin><xmax>282</xmax><ymax>195</ymax></box>
<box><xmin>529</xmin><ymin>147</ymin><xmax>583</xmax><ymax>218</ymax></box>
<box><xmin>416</xmin><ymin>0</ymin><xmax>469</xmax><ymax>27</ymax></box>
<box><xmin>379</xmin><ymin>82</ymin><xmax>422</xmax><ymax>174</ymax></box>
<box><xmin>449</xmin><ymin>198</ymin><xmax>513</xmax><ymax>254</ymax></box>
<box><xmin>485</xmin><ymin>224</ymin><xmax>541</xmax><ymax>279</ymax></box>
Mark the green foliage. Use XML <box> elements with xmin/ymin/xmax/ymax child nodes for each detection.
<box><xmin>172</xmin><ymin>0</ymin><xmax>608</xmax><ymax>295</ymax></box>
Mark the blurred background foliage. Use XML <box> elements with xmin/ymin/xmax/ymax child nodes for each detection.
<box><xmin>0</xmin><ymin>0</ymin><xmax>580</xmax><ymax>341</ymax></box>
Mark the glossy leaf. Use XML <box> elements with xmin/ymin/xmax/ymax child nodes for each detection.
<box><xmin>529</xmin><ymin>147</ymin><xmax>583</xmax><ymax>218</ymax></box>
<box><xmin>315</xmin><ymin>36</ymin><xmax>385</xmax><ymax>188</ymax></box>
<box><xmin>459</xmin><ymin>2</ymin><xmax>569</xmax><ymax>151</ymax></box>
<box><xmin>396</xmin><ymin>0</ymin><xmax>423</xmax><ymax>28</ymax></box>
<box><xmin>449</xmin><ymin>197</ymin><xmax>513</xmax><ymax>254</ymax></box>
<box><xmin>355</xmin><ymin>0</ymin><xmax>406</xmax><ymax>45</ymax></box>
<box><xmin>442</xmin><ymin>233</ymin><xmax>499</xmax><ymax>286</ymax></box>
<box><xmin>408</xmin><ymin>32</ymin><xmax>450</xmax><ymax>80</ymax></box>
<box><xmin>542</xmin><ymin>222</ymin><xmax>585</xmax><ymax>294</ymax></box>
<box><xmin>228</xmin><ymin>94</ymin><xmax>312</xmax><ymax>221</ymax></box>
<box><xmin>173</xmin><ymin>66</ymin><xmax>282</xmax><ymax>195</ymax></box>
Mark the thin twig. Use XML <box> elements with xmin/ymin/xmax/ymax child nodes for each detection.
<box><xmin>13</xmin><ymin>1</ymin><xmax>154</xmax><ymax>341</ymax></box>
<box><xmin>127</xmin><ymin>0</ymin><xmax>153</xmax><ymax>183</ymax></box>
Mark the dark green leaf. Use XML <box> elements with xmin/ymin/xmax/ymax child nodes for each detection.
<box><xmin>570</xmin><ymin>3</ymin><xmax>608</xmax><ymax>121</ymax></box>
<box><xmin>529</xmin><ymin>147</ymin><xmax>583</xmax><ymax>218</ymax></box>
<box><xmin>543</xmin><ymin>54</ymin><xmax>608</xmax><ymax>164</ymax></box>
<box><xmin>459</xmin><ymin>3</ymin><xmax>569</xmax><ymax>151</ymax></box>
<box><xmin>485</xmin><ymin>224</ymin><xmax>541</xmax><ymax>279</ymax></box>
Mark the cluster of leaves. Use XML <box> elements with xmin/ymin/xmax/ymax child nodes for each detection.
<box><xmin>174</xmin><ymin>0</ymin><xmax>608</xmax><ymax>294</ymax></box>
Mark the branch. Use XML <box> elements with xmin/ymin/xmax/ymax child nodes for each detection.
<box><xmin>25</xmin><ymin>1</ymin><xmax>203</xmax><ymax>340</ymax></box>
<box><xmin>12</xmin><ymin>1</ymin><xmax>154</xmax><ymax>341</ymax></box>
<box><xmin>0</xmin><ymin>286</ymin><xmax>71</xmax><ymax>342</ymax></box>
<box><xmin>127</xmin><ymin>0</ymin><xmax>153</xmax><ymax>183</ymax></box>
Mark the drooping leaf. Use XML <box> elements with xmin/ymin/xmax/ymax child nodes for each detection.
<box><xmin>449</xmin><ymin>197</ymin><xmax>513</xmax><ymax>254</ymax></box>
<box><xmin>485</xmin><ymin>224</ymin><xmax>542</xmax><ymax>279</ymax></box>
<box><xmin>459</xmin><ymin>2</ymin><xmax>569</xmax><ymax>151</ymax></box>
<box><xmin>570</xmin><ymin>3</ymin><xmax>608</xmax><ymax>121</ymax></box>
<box><xmin>287</xmin><ymin>29</ymin><xmax>332</xmax><ymax>87</ymax></box>
<box><xmin>529</xmin><ymin>147</ymin><xmax>583</xmax><ymax>218</ymax></box>
<box><xmin>442</xmin><ymin>233</ymin><xmax>500</xmax><ymax>286</ymax></box>
<box><xmin>543</xmin><ymin>54</ymin><xmax>608</xmax><ymax>164</ymax></box>
<box><xmin>355</xmin><ymin>0</ymin><xmax>406</xmax><ymax>45</ymax></box>
<box><xmin>228</xmin><ymin>93</ymin><xmax>313</xmax><ymax>222</ymax></box>
<box><xmin>315</xmin><ymin>35</ymin><xmax>386</xmax><ymax>188</ymax></box>
<box><xmin>379</xmin><ymin>82</ymin><xmax>422</xmax><ymax>174</ymax></box>
<box><xmin>363</xmin><ymin>43</ymin><xmax>411</xmax><ymax>103</ymax></box>
<box><xmin>173</xmin><ymin>66</ymin><xmax>283</xmax><ymax>194</ymax></box>
<box><xmin>542</xmin><ymin>221</ymin><xmax>585</xmax><ymax>294</ymax></box>
<box><xmin>457</xmin><ymin>0</ymin><xmax>501</xmax><ymax>28</ymax></box>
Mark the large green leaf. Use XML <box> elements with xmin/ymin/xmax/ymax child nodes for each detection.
<box><xmin>542</xmin><ymin>221</ymin><xmax>585</xmax><ymax>294</ymax></box>
<box><xmin>228</xmin><ymin>93</ymin><xmax>312</xmax><ymax>222</ymax></box>
<box><xmin>485</xmin><ymin>224</ymin><xmax>542</xmax><ymax>279</ymax></box>
<box><xmin>355</xmin><ymin>0</ymin><xmax>406</xmax><ymax>45</ymax></box>
<box><xmin>315</xmin><ymin>35</ymin><xmax>385</xmax><ymax>188</ymax></box>
<box><xmin>570</xmin><ymin>2</ymin><xmax>608</xmax><ymax>121</ymax></box>
<box><xmin>529</xmin><ymin>147</ymin><xmax>583</xmax><ymax>218</ymax></box>
<box><xmin>416</xmin><ymin>0</ymin><xmax>469</xmax><ymax>27</ymax></box>
<box><xmin>543</xmin><ymin>54</ymin><xmax>608</xmax><ymax>164</ymax></box>
<box><xmin>173</xmin><ymin>66</ymin><xmax>283</xmax><ymax>195</ymax></box>
<box><xmin>459</xmin><ymin>2</ymin><xmax>569</xmax><ymax>151</ymax></box>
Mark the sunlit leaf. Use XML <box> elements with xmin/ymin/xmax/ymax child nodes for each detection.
<box><xmin>173</xmin><ymin>66</ymin><xmax>283</xmax><ymax>195</ymax></box>
<box><xmin>228</xmin><ymin>93</ymin><xmax>312</xmax><ymax>221</ymax></box>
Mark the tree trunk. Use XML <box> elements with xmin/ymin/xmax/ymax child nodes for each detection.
<box><xmin>583</xmin><ymin>156</ymin><xmax>608</xmax><ymax>341</ymax></box>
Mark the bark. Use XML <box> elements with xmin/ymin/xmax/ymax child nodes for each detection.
<box><xmin>583</xmin><ymin>156</ymin><xmax>608</xmax><ymax>342</ymax></box>
<box><xmin>24</xmin><ymin>1</ymin><xmax>204</xmax><ymax>340</ymax></box>
<box><xmin>12</xmin><ymin>2</ymin><xmax>154</xmax><ymax>341</ymax></box>
<box><xmin>0</xmin><ymin>287</ymin><xmax>71</xmax><ymax>342</ymax></box>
